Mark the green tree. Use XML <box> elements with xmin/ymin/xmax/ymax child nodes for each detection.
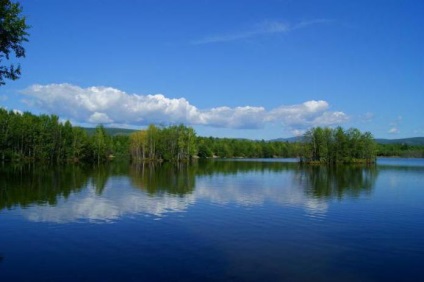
<box><xmin>92</xmin><ymin>125</ymin><xmax>110</xmax><ymax>164</ymax></box>
<box><xmin>302</xmin><ymin>127</ymin><xmax>376</xmax><ymax>164</ymax></box>
<box><xmin>0</xmin><ymin>0</ymin><xmax>29</xmax><ymax>85</ymax></box>
<box><xmin>361</xmin><ymin>131</ymin><xmax>377</xmax><ymax>162</ymax></box>
<box><xmin>130</xmin><ymin>130</ymin><xmax>148</xmax><ymax>160</ymax></box>
<box><xmin>303</xmin><ymin>127</ymin><xmax>328</xmax><ymax>162</ymax></box>
<box><xmin>333</xmin><ymin>126</ymin><xmax>348</xmax><ymax>163</ymax></box>
<box><xmin>70</xmin><ymin>127</ymin><xmax>89</xmax><ymax>161</ymax></box>
<box><xmin>146</xmin><ymin>124</ymin><xmax>159</xmax><ymax>160</ymax></box>
<box><xmin>197</xmin><ymin>140</ymin><xmax>213</xmax><ymax>158</ymax></box>
<box><xmin>111</xmin><ymin>135</ymin><xmax>130</xmax><ymax>159</ymax></box>
<box><xmin>176</xmin><ymin>124</ymin><xmax>196</xmax><ymax>161</ymax></box>
<box><xmin>346</xmin><ymin>128</ymin><xmax>362</xmax><ymax>160</ymax></box>
<box><xmin>0</xmin><ymin>108</ymin><xmax>9</xmax><ymax>160</ymax></box>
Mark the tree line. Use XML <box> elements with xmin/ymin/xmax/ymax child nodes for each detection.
<box><xmin>128</xmin><ymin>124</ymin><xmax>300</xmax><ymax>161</ymax></box>
<box><xmin>377</xmin><ymin>143</ymin><xmax>424</xmax><ymax>158</ymax></box>
<box><xmin>0</xmin><ymin>109</ymin><xmax>128</xmax><ymax>163</ymax></box>
<box><xmin>1</xmin><ymin>109</ymin><xmax>422</xmax><ymax>163</ymax></box>
<box><xmin>195</xmin><ymin>136</ymin><xmax>301</xmax><ymax>158</ymax></box>
<box><xmin>0</xmin><ymin>110</ymin><xmax>301</xmax><ymax>163</ymax></box>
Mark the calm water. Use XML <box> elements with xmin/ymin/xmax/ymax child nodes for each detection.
<box><xmin>0</xmin><ymin>158</ymin><xmax>423</xmax><ymax>281</ymax></box>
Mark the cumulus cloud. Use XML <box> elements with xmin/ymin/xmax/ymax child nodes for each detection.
<box><xmin>21</xmin><ymin>83</ymin><xmax>348</xmax><ymax>131</ymax></box>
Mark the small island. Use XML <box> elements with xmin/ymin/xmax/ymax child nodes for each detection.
<box><xmin>300</xmin><ymin>127</ymin><xmax>376</xmax><ymax>164</ymax></box>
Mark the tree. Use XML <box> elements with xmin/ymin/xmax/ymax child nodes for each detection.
<box><xmin>301</xmin><ymin>127</ymin><xmax>376</xmax><ymax>164</ymax></box>
<box><xmin>333</xmin><ymin>126</ymin><xmax>348</xmax><ymax>163</ymax></box>
<box><xmin>0</xmin><ymin>0</ymin><xmax>29</xmax><ymax>85</ymax></box>
<box><xmin>129</xmin><ymin>124</ymin><xmax>198</xmax><ymax>162</ymax></box>
<box><xmin>146</xmin><ymin>124</ymin><xmax>159</xmax><ymax>160</ymax></box>
<box><xmin>70</xmin><ymin>126</ymin><xmax>89</xmax><ymax>161</ymax></box>
<box><xmin>130</xmin><ymin>130</ymin><xmax>148</xmax><ymax>161</ymax></box>
<box><xmin>361</xmin><ymin>131</ymin><xmax>377</xmax><ymax>162</ymax></box>
<box><xmin>91</xmin><ymin>125</ymin><xmax>110</xmax><ymax>164</ymax></box>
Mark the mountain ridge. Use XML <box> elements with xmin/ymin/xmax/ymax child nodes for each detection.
<box><xmin>272</xmin><ymin>136</ymin><xmax>424</xmax><ymax>145</ymax></box>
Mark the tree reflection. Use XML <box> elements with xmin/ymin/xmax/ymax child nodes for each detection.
<box><xmin>194</xmin><ymin>159</ymin><xmax>299</xmax><ymax>175</ymax></box>
<box><xmin>0</xmin><ymin>163</ymin><xmax>92</xmax><ymax>210</ymax></box>
<box><xmin>295</xmin><ymin>165</ymin><xmax>378</xmax><ymax>199</ymax></box>
<box><xmin>0</xmin><ymin>160</ymin><xmax>384</xmax><ymax>212</ymax></box>
<box><xmin>129</xmin><ymin>162</ymin><xmax>195</xmax><ymax>196</ymax></box>
<box><xmin>90</xmin><ymin>165</ymin><xmax>110</xmax><ymax>195</ymax></box>
<box><xmin>127</xmin><ymin>160</ymin><xmax>300</xmax><ymax>196</ymax></box>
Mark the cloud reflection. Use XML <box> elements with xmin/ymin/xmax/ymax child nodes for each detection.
<box><xmin>21</xmin><ymin>171</ymin><xmax>329</xmax><ymax>223</ymax></box>
<box><xmin>22</xmin><ymin>179</ymin><xmax>196</xmax><ymax>223</ymax></box>
<box><xmin>10</xmin><ymin>162</ymin><xmax>377</xmax><ymax>223</ymax></box>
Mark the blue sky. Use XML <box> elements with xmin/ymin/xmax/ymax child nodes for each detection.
<box><xmin>1</xmin><ymin>0</ymin><xmax>423</xmax><ymax>139</ymax></box>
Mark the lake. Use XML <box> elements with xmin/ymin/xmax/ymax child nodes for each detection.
<box><xmin>1</xmin><ymin>158</ymin><xmax>423</xmax><ymax>281</ymax></box>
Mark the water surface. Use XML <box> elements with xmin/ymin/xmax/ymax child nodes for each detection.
<box><xmin>0</xmin><ymin>159</ymin><xmax>423</xmax><ymax>281</ymax></box>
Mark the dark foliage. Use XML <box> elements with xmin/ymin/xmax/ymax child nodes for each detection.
<box><xmin>0</xmin><ymin>0</ymin><xmax>29</xmax><ymax>85</ymax></box>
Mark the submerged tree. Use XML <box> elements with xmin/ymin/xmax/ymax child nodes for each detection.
<box><xmin>0</xmin><ymin>0</ymin><xmax>29</xmax><ymax>85</ymax></box>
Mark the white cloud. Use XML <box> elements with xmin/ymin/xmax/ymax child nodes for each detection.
<box><xmin>388</xmin><ymin>127</ymin><xmax>399</xmax><ymax>134</ymax></box>
<box><xmin>192</xmin><ymin>19</ymin><xmax>332</xmax><ymax>44</ymax></box>
<box><xmin>267</xmin><ymin>100</ymin><xmax>348</xmax><ymax>128</ymax></box>
<box><xmin>292</xmin><ymin>129</ymin><xmax>306</xmax><ymax>136</ymax></box>
<box><xmin>200</xmin><ymin>106</ymin><xmax>266</xmax><ymax>129</ymax></box>
<box><xmin>21</xmin><ymin>83</ymin><xmax>348</xmax><ymax>131</ymax></box>
<box><xmin>312</xmin><ymin>111</ymin><xmax>348</xmax><ymax>126</ymax></box>
<box><xmin>292</xmin><ymin>19</ymin><xmax>333</xmax><ymax>30</ymax></box>
<box><xmin>88</xmin><ymin>112</ymin><xmax>113</xmax><ymax>123</ymax></box>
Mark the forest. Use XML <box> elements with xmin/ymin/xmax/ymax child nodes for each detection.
<box><xmin>129</xmin><ymin>125</ymin><xmax>301</xmax><ymax>161</ymax></box>
<box><xmin>0</xmin><ymin>109</ymin><xmax>129</xmax><ymax>163</ymax></box>
<box><xmin>1</xmin><ymin>109</ymin><xmax>423</xmax><ymax>163</ymax></box>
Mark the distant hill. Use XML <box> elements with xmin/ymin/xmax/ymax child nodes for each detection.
<box><xmin>82</xmin><ymin>127</ymin><xmax>137</xmax><ymax>136</ymax></box>
<box><xmin>375</xmin><ymin>137</ymin><xmax>424</xmax><ymax>146</ymax></box>
<box><xmin>271</xmin><ymin>136</ymin><xmax>424</xmax><ymax>145</ymax></box>
<box><xmin>270</xmin><ymin>137</ymin><xmax>303</xmax><ymax>143</ymax></box>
